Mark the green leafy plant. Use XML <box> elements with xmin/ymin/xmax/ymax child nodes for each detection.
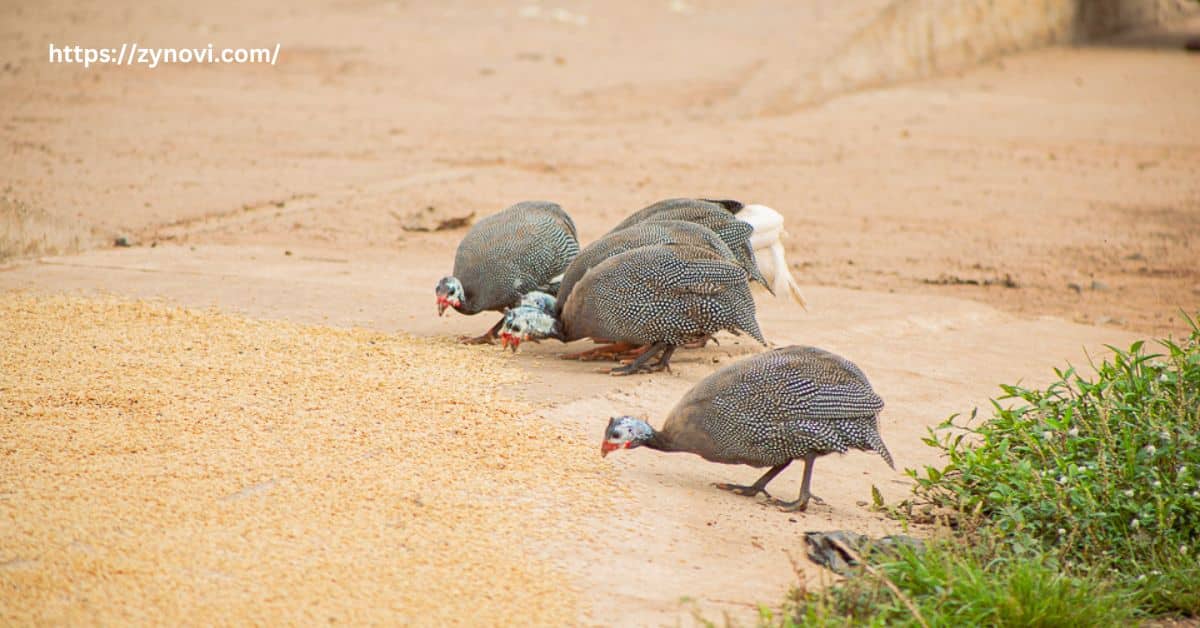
<box><xmin>780</xmin><ymin>540</ymin><xmax>1135</xmax><ymax>627</ymax></box>
<box><xmin>910</xmin><ymin>315</ymin><xmax>1200</xmax><ymax>612</ymax></box>
<box><xmin>774</xmin><ymin>314</ymin><xmax>1200</xmax><ymax>624</ymax></box>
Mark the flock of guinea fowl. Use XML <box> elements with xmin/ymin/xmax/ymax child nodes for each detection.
<box><xmin>434</xmin><ymin>198</ymin><xmax>892</xmax><ymax>512</ymax></box>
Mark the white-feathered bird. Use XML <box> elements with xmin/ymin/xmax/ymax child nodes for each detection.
<box><xmin>734</xmin><ymin>203</ymin><xmax>807</xmax><ymax>308</ymax></box>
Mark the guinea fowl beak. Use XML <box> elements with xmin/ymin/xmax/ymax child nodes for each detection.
<box><xmin>600</xmin><ymin>441</ymin><xmax>620</xmax><ymax>457</ymax></box>
<box><xmin>437</xmin><ymin>298</ymin><xmax>448</xmax><ymax>316</ymax></box>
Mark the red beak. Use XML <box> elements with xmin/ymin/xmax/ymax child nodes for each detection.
<box><xmin>500</xmin><ymin>332</ymin><xmax>521</xmax><ymax>352</ymax></box>
<box><xmin>437</xmin><ymin>296</ymin><xmax>459</xmax><ymax>316</ymax></box>
<box><xmin>600</xmin><ymin>441</ymin><xmax>621</xmax><ymax>457</ymax></box>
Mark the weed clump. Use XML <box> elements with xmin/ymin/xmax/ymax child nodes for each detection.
<box><xmin>778</xmin><ymin>314</ymin><xmax>1200</xmax><ymax>624</ymax></box>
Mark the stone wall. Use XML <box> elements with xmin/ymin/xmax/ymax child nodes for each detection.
<box><xmin>743</xmin><ymin>0</ymin><xmax>1198</xmax><ymax>112</ymax></box>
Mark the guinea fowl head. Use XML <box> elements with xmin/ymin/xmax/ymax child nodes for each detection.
<box><xmin>498</xmin><ymin>304</ymin><xmax>560</xmax><ymax>351</ymax></box>
<box><xmin>517</xmin><ymin>290</ymin><xmax>557</xmax><ymax>314</ymax></box>
<box><xmin>435</xmin><ymin>276</ymin><xmax>464</xmax><ymax>315</ymax></box>
<box><xmin>601</xmin><ymin>416</ymin><xmax>656</xmax><ymax>457</ymax></box>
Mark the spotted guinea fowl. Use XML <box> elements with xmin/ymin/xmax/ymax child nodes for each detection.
<box><xmin>501</xmin><ymin>243</ymin><xmax>767</xmax><ymax>374</ymax></box>
<box><xmin>556</xmin><ymin>219</ymin><xmax>752</xmax><ymax>317</ymax></box>
<box><xmin>601</xmin><ymin>345</ymin><xmax>893</xmax><ymax>511</ymax></box>
<box><xmin>613</xmin><ymin>198</ymin><xmax>806</xmax><ymax>307</ymax></box>
<box><xmin>606</xmin><ymin>198</ymin><xmax>770</xmax><ymax>292</ymax></box>
<box><xmin>435</xmin><ymin>201</ymin><xmax>579</xmax><ymax>343</ymax></box>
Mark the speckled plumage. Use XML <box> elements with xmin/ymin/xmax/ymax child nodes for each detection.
<box><xmin>560</xmin><ymin>243</ymin><xmax>766</xmax><ymax>349</ymax></box>
<box><xmin>659</xmin><ymin>346</ymin><xmax>892</xmax><ymax>468</ymax></box>
<box><xmin>447</xmin><ymin>201</ymin><xmax>579</xmax><ymax>314</ymax></box>
<box><xmin>556</xmin><ymin>220</ymin><xmax>747</xmax><ymax>315</ymax></box>
<box><xmin>601</xmin><ymin>346</ymin><xmax>892</xmax><ymax>510</ymax></box>
<box><xmin>606</xmin><ymin>199</ymin><xmax>770</xmax><ymax>291</ymax></box>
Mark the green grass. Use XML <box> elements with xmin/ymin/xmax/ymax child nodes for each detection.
<box><xmin>775</xmin><ymin>314</ymin><xmax>1200</xmax><ymax>625</ymax></box>
<box><xmin>776</xmin><ymin>541</ymin><xmax>1135</xmax><ymax>627</ymax></box>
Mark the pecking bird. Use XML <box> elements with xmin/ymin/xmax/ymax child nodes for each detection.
<box><xmin>600</xmin><ymin>345</ymin><xmax>892</xmax><ymax>510</ymax></box>
<box><xmin>531</xmin><ymin>219</ymin><xmax>760</xmax><ymax>361</ymax></box>
<box><xmin>435</xmin><ymin>200</ymin><xmax>579</xmax><ymax>343</ymax></box>
<box><xmin>556</xmin><ymin>219</ymin><xmax>758</xmax><ymax>318</ymax></box>
<box><xmin>612</xmin><ymin>198</ymin><xmax>806</xmax><ymax>307</ymax></box>
<box><xmin>606</xmin><ymin>198</ymin><xmax>771</xmax><ymax>292</ymax></box>
<box><xmin>499</xmin><ymin>243</ymin><xmax>766</xmax><ymax>375</ymax></box>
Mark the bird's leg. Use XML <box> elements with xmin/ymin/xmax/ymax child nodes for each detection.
<box><xmin>459</xmin><ymin>318</ymin><xmax>503</xmax><ymax>345</ymax></box>
<box><xmin>770</xmin><ymin>452</ymin><xmax>823</xmax><ymax>512</ymax></box>
<box><xmin>609</xmin><ymin>343</ymin><xmax>669</xmax><ymax>376</ymax></box>
<box><xmin>713</xmin><ymin>462</ymin><xmax>790</xmax><ymax>498</ymax></box>
<box><xmin>561</xmin><ymin>341</ymin><xmax>640</xmax><ymax>361</ymax></box>
<box><xmin>651</xmin><ymin>345</ymin><xmax>676</xmax><ymax>371</ymax></box>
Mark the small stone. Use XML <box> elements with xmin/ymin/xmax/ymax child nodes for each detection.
<box><xmin>1090</xmin><ymin>280</ymin><xmax>1109</xmax><ymax>292</ymax></box>
<box><xmin>1067</xmin><ymin>282</ymin><xmax>1083</xmax><ymax>293</ymax></box>
<box><xmin>284</xmin><ymin>250</ymin><xmax>293</xmax><ymax>256</ymax></box>
<box><xmin>114</xmin><ymin>236</ymin><xmax>132</xmax><ymax>247</ymax></box>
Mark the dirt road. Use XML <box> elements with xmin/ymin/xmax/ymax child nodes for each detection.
<box><xmin>2</xmin><ymin>1</ymin><xmax>1198</xmax><ymax>624</ymax></box>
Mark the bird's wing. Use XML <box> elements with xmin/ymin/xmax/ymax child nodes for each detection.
<box><xmin>769</xmin><ymin>376</ymin><xmax>883</xmax><ymax>422</ymax></box>
<box><xmin>666</xmin><ymin>258</ymin><xmax>748</xmax><ymax>297</ymax></box>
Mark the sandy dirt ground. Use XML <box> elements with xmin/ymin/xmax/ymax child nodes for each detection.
<box><xmin>2</xmin><ymin>0</ymin><xmax>1199</xmax><ymax>625</ymax></box>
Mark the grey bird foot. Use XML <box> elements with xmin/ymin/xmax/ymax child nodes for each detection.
<box><xmin>712</xmin><ymin>482</ymin><xmax>770</xmax><ymax>498</ymax></box>
<box><xmin>769</xmin><ymin>494</ymin><xmax>825</xmax><ymax>512</ymax></box>
<box><xmin>608</xmin><ymin>361</ymin><xmax>669</xmax><ymax>376</ymax></box>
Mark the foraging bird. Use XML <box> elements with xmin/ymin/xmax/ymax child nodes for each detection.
<box><xmin>435</xmin><ymin>201</ymin><xmax>579</xmax><ymax>343</ymax></box>
<box><xmin>607</xmin><ymin>198</ymin><xmax>771</xmax><ymax>292</ymax></box>
<box><xmin>555</xmin><ymin>219</ymin><xmax>756</xmax><ymax>318</ymax></box>
<box><xmin>498</xmin><ymin>290</ymin><xmax>557</xmax><ymax>352</ymax></box>
<box><xmin>613</xmin><ymin>198</ymin><xmax>806</xmax><ymax>307</ymax></box>
<box><xmin>500</xmin><ymin>243</ymin><xmax>766</xmax><ymax>374</ymax></box>
<box><xmin>601</xmin><ymin>345</ymin><xmax>893</xmax><ymax>511</ymax></box>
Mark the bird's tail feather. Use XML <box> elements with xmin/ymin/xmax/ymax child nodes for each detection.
<box><xmin>736</xmin><ymin>204</ymin><xmax>807</xmax><ymax>308</ymax></box>
<box><xmin>768</xmin><ymin>239</ymin><xmax>807</xmax><ymax>308</ymax></box>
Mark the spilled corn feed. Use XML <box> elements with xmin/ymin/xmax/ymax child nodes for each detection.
<box><xmin>0</xmin><ymin>293</ymin><xmax>613</xmax><ymax>625</ymax></box>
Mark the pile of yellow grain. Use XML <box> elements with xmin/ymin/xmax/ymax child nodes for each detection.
<box><xmin>0</xmin><ymin>293</ymin><xmax>612</xmax><ymax>625</ymax></box>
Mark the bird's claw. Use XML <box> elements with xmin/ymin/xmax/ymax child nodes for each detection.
<box><xmin>768</xmin><ymin>494</ymin><xmax>822</xmax><ymax>512</ymax></box>
<box><xmin>609</xmin><ymin>363</ymin><xmax>669</xmax><ymax>376</ymax></box>
<box><xmin>712</xmin><ymin>482</ymin><xmax>770</xmax><ymax>498</ymax></box>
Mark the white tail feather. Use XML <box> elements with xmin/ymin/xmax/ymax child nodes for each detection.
<box><xmin>735</xmin><ymin>204</ymin><xmax>807</xmax><ymax>308</ymax></box>
<box><xmin>769</xmin><ymin>238</ymin><xmax>807</xmax><ymax>308</ymax></box>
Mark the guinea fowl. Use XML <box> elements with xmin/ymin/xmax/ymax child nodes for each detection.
<box><xmin>606</xmin><ymin>198</ymin><xmax>770</xmax><ymax>292</ymax></box>
<box><xmin>558</xmin><ymin>219</ymin><xmax>753</xmax><ymax>312</ymax></box>
<box><xmin>612</xmin><ymin>198</ymin><xmax>806</xmax><ymax>307</ymax></box>
<box><xmin>499</xmin><ymin>243</ymin><xmax>767</xmax><ymax>375</ymax></box>
<box><xmin>435</xmin><ymin>201</ymin><xmax>579</xmax><ymax>343</ymax></box>
<box><xmin>545</xmin><ymin>219</ymin><xmax>755</xmax><ymax>361</ymax></box>
<box><xmin>601</xmin><ymin>345</ymin><xmax>893</xmax><ymax>511</ymax></box>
